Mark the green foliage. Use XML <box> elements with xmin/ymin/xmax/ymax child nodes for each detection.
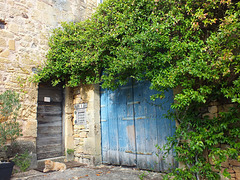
<box><xmin>159</xmin><ymin>107</ymin><xmax>240</xmax><ymax>179</ymax></box>
<box><xmin>0</xmin><ymin>90</ymin><xmax>22</xmax><ymax>161</ymax></box>
<box><xmin>67</xmin><ymin>148</ymin><xmax>75</xmax><ymax>155</ymax></box>
<box><xmin>0</xmin><ymin>90</ymin><xmax>21</xmax><ymax>121</ymax></box>
<box><xmin>139</xmin><ymin>171</ymin><xmax>147</xmax><ymax>180</ymax></box>
<box><xmin>34</xmin><ymin>0</ymin><xmax>240</xmax><ymax>179</ymax></box>
<box><xmin>35</xmin><ymin>0</ymin><xmax>240</xmax><ymax>105</ymax></box>
<box><xmin>13</xmin><ymin>151</ymin><xmax>31</xmax><ymax>172</ymax></box>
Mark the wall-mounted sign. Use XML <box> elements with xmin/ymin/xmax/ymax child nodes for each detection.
<box><xmin>44</xmin><ymin>97</ymin><xmax>51</xmax><ymax>102</ymax></box>
<box><xmin>74</xmin><ymin>103</ymin><xmax>87</xmax><ymax>125</ymax></box>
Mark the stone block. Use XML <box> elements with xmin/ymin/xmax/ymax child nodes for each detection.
<box><xmin>221</xmin><ymin>160</ymin><xmax>230</xmax><ymax>168</ymax></box>
<box><xmin>74</xmin><ymin>139</ymin><xmax>80</xmax><ymax>145</ymax></box>
<box><xmin>7</xmin><ymin>0</ymin><xmax>14</xmax><ymax>6</ymax></box>
<box><xmin>40</xmin><ymin>39</ymin><xmax>48</xmax><ymax>45</ymax></box>
<box><xmin>41</xmin><ymin>45</ymin><xmax>49</xmax><ymax>51</ymax></box>
<box><xmin>208</xmin><ymin>106</ymin><xmax>218</xmax><ymax>114</ymax></box>
<box><xmin>23</xmin><ymin>120</ymin><xmax>37</xmax><ymax>137</ymax></box>
<box><xmin>228</xmin><ymin>168</ymin><xmax>235</xmax><ymax>173</ymax></box>
<box><xmin>73</xmin><ymin>97</ymin><xmax>82</xmax><ymax>104</ymax></box>
<box><xmin>23</xmin><ymin>36</ymin><xmax>32</xmax><ymax>42</ymax></box>
<box><xmin>0</xmin><ymin>49</ymin><xmax>10</xmax><ymax>57</ymax></box>
<box><xmin>0</xmin><ymin>57</ymin><xmax>10</xmax><ymax>63</ymax></box>
<box><xmin>73</xmin><ymin>134</ymin><xmax>80</xmax><ymax>138</ymax></box>
<box><xmin>230</xmin><ymin>173</ymin><xmax>236</xmax><ymax>178</ymax></box>
<box><xmin>75</xmin><ymin>157</ymin><xmax>79</xmax><ymax>162</ymax></box>
<box><xmin>230</xmin><ymin>160</ymin><xmax>240</xmax><ymax>167</ymax></box>
<box><xmin>236</xmin><ymin>173</ymin><xmax>240</xmax><ymax>180</ymax></box>
<box><xmin>0</xmin><ymin>2</ymin><xmax>6</xmax><ymax>9</ymax></box>
<box><xmin>74</xmin><ymin>125</ymin><xmax>85</xmax><ymax>129</ymax></box>
<box><xmin>219</xmin><ymin>104</ymin><xmax>235</xmax><ymax>112</ymax></box>
<box><xmin>26</xmin><ymin>2</ymin><xmax>34</xmax><ymax>8</ymax></box>
<box><xmin>76</xmin><ymin>146</ymin><xmax>84</xmax><ymax>153</ymax></box>
<box><xmin>0</xmin><ymin>47</ymin><xmax>4</xmax><ymax>53</ymax></box>
<box><xmin>31</xmin><ymin>10</ymin><xmax>42</xmax><ymax>22</ymax></box>
<box><xmin>233</xmin><ymin>167</ymin><xmax>240</xmax><ymax>173</ymax></box>
<box><xmin>37</xmin><ymin>1</ymin><xmax>50</xmax><ymax>11</ymax></box>
<box><xmin>203</xmin><ymin>113</ymin><xmax>217</xmax><ymax>119</ymax></box>
<box><xmin>21</xmin><ymin>105</ymin><xmax>37</xmax><ymax>120</ymax></box>
<box><xmin>20</xmin><ymin>41</ymin><xmax>29</xmax><ymax>47</ymax></box>
<box><xmin>42</xmin><ymin>13</ymin><xmax>57</xmax><ymax>26</ymax></box>
<box><xmin>0</xmin><ymin>38</ymin><xmax>6</xmax><ymax>47</ymax></box>
<box><xmin>8</xmin><ymin>40</ymin><xmax>15</xmax><ymax>50</ymax></box>
<box><xmin>8</xmin><ymin>23</ymin><xmax>19</xmax><ymax>34</ymax></box>
<box><xmin>80</xmin><ymin>132</ymin><xmax>88</xmax><ymax>138</ymax></box>
<box><xmin>0</xmin><ymin>31</ymin><xmax>14</xmax><ymax>38</ymax></box>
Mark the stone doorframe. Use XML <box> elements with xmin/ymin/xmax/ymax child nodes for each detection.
<box><xmin>64</xmin><ymin>84</ymin><xmax>101</xmax><ymax>166</ymax></box>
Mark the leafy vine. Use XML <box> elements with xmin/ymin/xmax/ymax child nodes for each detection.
<box><xmin>34</xmin><ymin>0</ymin><xmax>240</xmax><ymax>179</ymax></box>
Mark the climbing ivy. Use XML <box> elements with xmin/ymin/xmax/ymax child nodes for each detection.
<box><xmin>34</xmin><ymin>0</ymin><xmax>240</xmax><ymax>179</ymax></box>
<box><xmin>158</xmin><ymin>106</ymin><xmax>240</xmax><ymax>179</ymax></box>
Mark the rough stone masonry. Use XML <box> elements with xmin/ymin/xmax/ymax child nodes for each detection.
<box><xmin>0</xmin><ymin>0</ymin><xmax>97</xmax><ymax>168</ymax></box>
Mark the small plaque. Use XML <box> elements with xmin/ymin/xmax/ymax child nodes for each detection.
<box><xmin>44</xmin><ymin>97</ymin><xmax>51</xmax><ymax>102</ymax></box>
<box><xmin>74</xmin><ymin>103</ymin><xmax>87</xmax><ymax>125</ymax></box>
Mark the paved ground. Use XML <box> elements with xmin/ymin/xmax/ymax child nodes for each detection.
<box><xmin>11</xmin><ymin>165</ymin><xmax>165</xmax><ymax>180</ymax></box>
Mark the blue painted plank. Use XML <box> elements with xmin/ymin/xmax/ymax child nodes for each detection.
<box><xmin>155</xmin><ymin>88</ymin><xmax>176</xmax><ymax>171</ymax></box>
<box><xmin>100</xmin><ymin>89</ymin><xmax>110</xmax><ymax>164</ymax></box>
<box><xmin>117</xmin><ymin>82</ymin><xmax>136</xmax><ymax>166</ymax></box>
<box><xmin>108</xmin><ymin>90</ymin><xmax>120</xmax><ymax>165</ymax></box>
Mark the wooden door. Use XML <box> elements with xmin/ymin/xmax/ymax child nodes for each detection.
<box><xmin>100</xmin><ymin>80</ymin><xmax>177</xmax><ymax>171</ymax></box>
<box><xmin>36</xmin><ymin>83</ymin><xmax>64</xmax><ymax>160</ymax></box>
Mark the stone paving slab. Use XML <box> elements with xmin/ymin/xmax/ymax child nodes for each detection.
<box><xmin>11</xmin><ymin>165</ymin><xmax>165</xmax><ymax>180</ymax></box>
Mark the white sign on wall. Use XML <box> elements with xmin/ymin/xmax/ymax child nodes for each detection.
<box><xmin>44</xmin><ymin>97</ymin><xmax>51</xmax><ymax>102</ymax></box>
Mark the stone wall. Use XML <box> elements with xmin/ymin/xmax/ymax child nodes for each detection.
<box><xmin>71</xmin><ymin>84</ymin><xmax>101</xmax><ymax>166</ymax></box>
<box><xmin>0</xmin><ymin>0</ymin><xmax>97</xmax><ymax>168</ymax></box>
<box><xmin>204</xmin><ymin>103</ymin><xmax>240</xmax><ymax>180</ymax></box>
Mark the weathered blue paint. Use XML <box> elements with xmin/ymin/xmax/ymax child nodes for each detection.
<box><xmin>100</xmin><ymin>79</ymin><xmax>176</xmax><ymax>172</ymax></box>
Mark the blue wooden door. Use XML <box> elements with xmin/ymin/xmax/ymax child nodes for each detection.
<box><xmin>100</xmin><ymin>80</ymin><xmax>176</xmax><ymax>171</ymax></box>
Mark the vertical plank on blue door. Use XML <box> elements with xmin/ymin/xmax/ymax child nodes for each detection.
<box><xmin>118</xmin><ymin>82</ymin><xmax>136</xmax><ymax>166</ymax></box>
<box><xmin>144</xmin><ymin>82</ymin><xmax>160</xmax><ymax>171</ymax></box>
<box><xmin>100</xmin><ymin>88</ymin><xmax>109</xmax><ymax>163</ymax></box>
<box><xmin>155</xmin><ymin>89</ymin><xmax>177</xmax><ymax>171</ymax></box>
<box><xmin>133</xmin><ymin>81</ymin><xmax>147</xmax><ymax>169</ymax></box>
<box><xmin>108</xmin><ymin>90</ymin><xmax>120</xmax><ymax>165</ymax></box>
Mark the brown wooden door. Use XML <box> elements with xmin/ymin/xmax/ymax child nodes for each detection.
<box><xmin>36</xmin><ymin>83</ymin><xmax>64</xmax><ymax>160</ymax></box>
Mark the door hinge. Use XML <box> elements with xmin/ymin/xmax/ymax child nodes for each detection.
<box><xmin>125</xmin><ymin>150</ymin><xmax>152</xmax><ymax>155</ymax></box>
<box><xmin>127</xmin><ymin>101</ymin><xmax>140</xmax><ymax>105</ymax></box>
